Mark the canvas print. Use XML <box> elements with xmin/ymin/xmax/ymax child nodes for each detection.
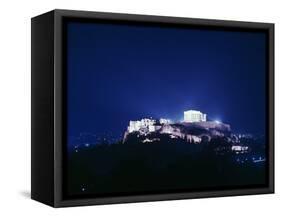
<box><xmin>65</xmin><ymin>20</ymin><xmax>267</xmax><ymax>198</ymax></box>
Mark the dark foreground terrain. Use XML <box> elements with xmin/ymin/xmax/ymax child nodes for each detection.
<box><xmin>66</xmin><ymin>134</ymin><xmax>267</xmax><ymax>197</ymax></box>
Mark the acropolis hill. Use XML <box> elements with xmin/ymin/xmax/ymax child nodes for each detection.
<box><xmin>123</xmin><ymin>110</ymin><xmax>231</xmax><ymax>143</ymax></box>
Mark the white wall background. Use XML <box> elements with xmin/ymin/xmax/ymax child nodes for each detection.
<box><xmin>0</xmin><ymin>0</ymin><xmax>279</xmax><ymax>215</ymax></box>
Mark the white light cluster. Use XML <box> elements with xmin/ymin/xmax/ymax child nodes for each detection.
<box><xmin>159</xmin><ymin>118</ymin><xmax>172</xmax><ymax>124</ymax></box>
<box><xmin>232</xmin><ymin>145</ymin><xmax>249</xmax><ymax>154</ymax></box>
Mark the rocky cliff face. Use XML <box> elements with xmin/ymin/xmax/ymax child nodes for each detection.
<box><xmin>123</xmin><ymin>121</ymin><xmax>231</xmax><ymax>144</ymax></box>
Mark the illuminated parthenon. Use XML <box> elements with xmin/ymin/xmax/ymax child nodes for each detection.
<box><xmin>184</xmin><ymin>110</ymin><xmax>207</xmax><ymax>123</ymax></box>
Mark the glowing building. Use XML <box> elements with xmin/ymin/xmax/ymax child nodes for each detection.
<box><xmin>159</xmin><ymin>118</ymin><xmax>172</xmax><ymax>124</ymax></box>
<box><xmin>184</xmin><ymin>110</ymin><xmax>207</xmax><ymax>123</ymax></box>
<box><xmin>127</xmin><ymin>118</ymin><xmax>156</xmax><ymax>133</ymax></box>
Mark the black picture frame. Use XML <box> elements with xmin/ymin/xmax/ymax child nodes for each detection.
<box><xmin>31</xmin><ymin>9</ymin><xmax>274</xmax><ymax>207</ymax></box>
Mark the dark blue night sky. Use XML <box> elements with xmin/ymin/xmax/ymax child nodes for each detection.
<box><xmin>66</xmin><ymin>21</ymin><xmax>266</xmax><ymax>146</ymax></box>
